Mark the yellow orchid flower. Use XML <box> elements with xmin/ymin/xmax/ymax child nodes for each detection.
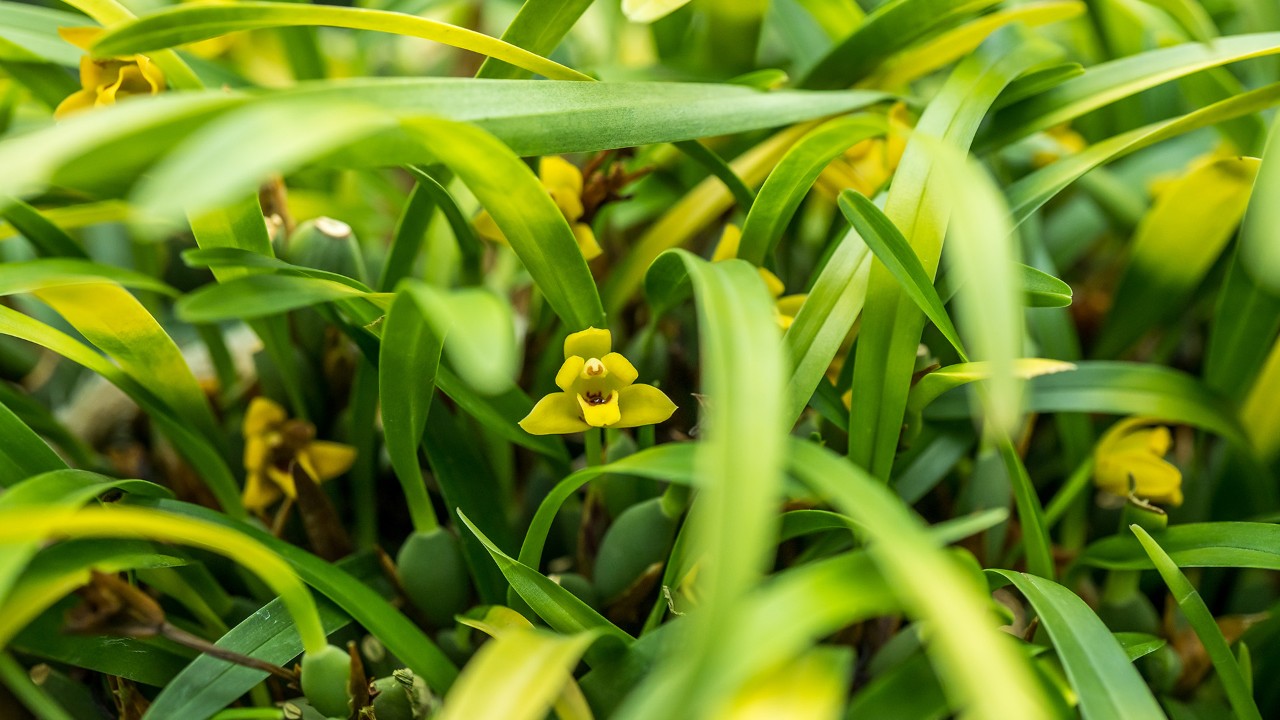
<box><xmin>475</xmin><ymin>155</ymin><xmax>603</xmax><ymax>260</ymax></box>
<box><xmin>712</xmin><ymin>225</ymin><xmax>806</xmax><ymax>330</ymax></box>
<box><xmin>54</xmin><ymin>28</ymin><xmax>165</xmax><ymax>120</ymax></box>
<box><xmin>1030</xmin><ymin>124</ymin><xmax>1088</xmax><ymax>169</ymax></box>
<box><xmin>1094</xmin><ymin>417</ymin><xmax>1183</xmax><ymax>506</ymax></box>
<box><xmin>818</xmin><ymin>102</ymin><xmax>911</xmax><ymax>199</ymax></box>
<box><xmin>1147</xmin><ymin>148</ymin><xmax>1234</xmax><ymax>200</ymax></box>
<box><xmin>179</xmin><ymin>0</ymin><xmax>238</xmax><ymax>58</ymax></box>
<box><xmin>241</xmin><ymin>397</ymin><xmax>357</xmax><ymax>512</ymax></box>
<box><xmin>519</xmin><ymin>327</ymin><xmax>676</xmax><ymax>434</ymax></box>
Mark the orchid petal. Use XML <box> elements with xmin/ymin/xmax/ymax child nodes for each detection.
<box><xmin>564</xmin><ymin>327</ymin><xmax>611</xmax><ymax>361</ymax></box>
<box><xmin>614</xmin><ymin>384</ymin><xmax>677</xmax><ymax>428</ymax></box>
<box><xmin>578</xmin><ymin>390</ymin><xmax>622</xmax><ymax>427</ymax></box>
<box><xmin>556</xmin><ymin>356</ymin><xmax>586</xmax><ymax>392</ymax></box>
<box><xmin>601</xmin><ymin>352</ymin><xmax>638</xmax><ymax>387</ymax></box>
<box><xmin>520</xmin><ymin>391</ymin><xmax>591</xmax><ymax>435</ymax></box>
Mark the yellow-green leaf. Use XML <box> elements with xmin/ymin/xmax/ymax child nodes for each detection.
<box><xmin>436</xmin><ymin>628</ymin><xmax>600</xmax><ymax>720</ymax></box>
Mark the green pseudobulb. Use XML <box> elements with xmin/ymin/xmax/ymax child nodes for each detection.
<box><xmin>397</xmin><ymin>528</ymin><xmax>471</xmax><ymax>627</ymax></box>
<box><xmin>300</xmin><ymin>644</ymin><xmax>352</xmax><ymax>718</ymax></box>
<box><xmin>593</xmin><ymin>497</ymin><xmax>679</xmax><ymax>603</ymax></box>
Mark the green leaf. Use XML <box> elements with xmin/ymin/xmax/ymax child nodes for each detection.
<box><xmin>187</xmin><ymin>197</ymin><xmax>315</xmax><ymax>424</ymax></box>
<box><xmin>1019</xmin><ymin>264</ymin><xmax>1073</xmax><ymax>308</ymax></box>
<box><xmin>1240</xmin><ymin>115</ymin><xmax>1280</xmax><ymax>293</ymax></box>
<box><xmin>0</xmin><ymin>199</ymin><xmax>88</xmax><ymax>259</ymax></box>
<box><xmin>93</xmin><ymin>1</ymin><xmax>592</xmax><ymax>81</ymax></box>
<box><xmin>717</xmin><ymin>646</ymin><xmax>852</xmax><ymax>718</ymax></box>
<box><xmin>0</xmin><ymin>259</ymin><xmax>177</xmax><ymax>297</ymax></box>
<box><xmin>993</xmin><ymin>62</ymin><xmax>1084</xmax><ymax>110</ymax></box>
<box><xmin>926</xmin><ymin>361</ymin><xmax>1248</xmax><ymax>448</ymax></box>
<box><xmin>987</xmin><ymin>570</ymin><xmax>1165</xmax><ymax>720</ymax></box>
<box><xmin>401</xmin><ymin>117</ymin><xmax>604</xmax><ymax>331</ymax></box>
<box><xmin>791</xmin><ymin>440</ymin><xmax>1052</xmax><ymax>719</ymax></box>
<box><xmin>380</xmin><ymin>280</ymin><xmax>515</xmax><ymax>535</ymax></box>
<box><xmin>422</xmin><ymin>397</ymin><xmax>516</xmax><ymax>605</ymax></box>
<box><xmin>379</xmin><ymin>180</ymin><xmax>436</xmax><ymax>293</ymax></box>
<box><xmin>0</xmin><ymin>651</ymin><xmax>74</xmax><ymax>720</ymax></box>
<box><xmin>1114</xmin><ymin>632</ymin><xmax>1167</xmax><ymax>662</ymax></box>
<box><xmin>0</xmin><ymin>202</ymin><xmax>128</xmax><ymax>240</ymax></box>
<box><xmin>11</xmin><ymin>598</ymin><xmax>192</xmax><ymax>687</ymax></box>
<box><xmin>673</xmin><ymin>140</ymin><xmax>756</xmax><ymax>214</ymax></box>
<box><xmin>799</xmin><ymin>0</ymin><xmax>1003</xmax><ymax>89</ymax></box>
<box><xmin>1078</xmin><ymin>522</ymin><xmax>1280</xmax><ymax>571</ymax></box>
<box><xmin>848</xmin><ymin>28</ymin><xmax>1060</xmax><ymax>478</ymax></box>
<box><xmin>517</xmin><ymin>443</ymin><xmax>698</xmax><ymax>573</ymax></box>
<box><xmin>379</xmin><ymin>286</ymin><xmax>445</xmax><ymax>535</ymax></box>
<box><xmin>936</xmin><ymin>146</ymin><xmax>1028</xmax><ymax>436</ymax></box>
<box><xmin>1204</xmin><ymin>251</ymin><xmax>1280</xmax><ymax>402</ymax></box>
<box><xmin>726</xmin><ymin>551</ymin><xmax>895</xmax><ymax>693</ymax></box>
<box><xmin>779</xmin><ymin>226</ymin><xmax>870</xmax><ymax>425</ymax></box>
<box><xmin>0</xmin><ymin>56</ymin><xmax>78</xmax><ymax>108</ymax></box>
<box><xmin>458</xmin><ymin>511</ymin><xmax>632</xmax><ymax>647</ymax></box>
<box><xmin>838</xmin><ymin>189</ymin><xmax>967</xmax><ymax>361</ymax></box>
<box><xmin>181</xmin><ymin>248</ymin><xmax>370</xmax><ymax>291</ymax></box>
<box><xmin>0</xmin><ymin>470</ymin><xmax>169</xmax><ymax>609</ymax></box>
<box><xmin>59</xmin><ymin>0</ymin><xmax>202</xmax><ymax>91</ymax></box>
<box><xmin>141</xmin><ymin>554</ymin><xmax>383</xmax><ymax>720</ymax></box>
<box><xmin>866</xmin><ymin>1</ymin><xmax>1085</xmax><ymax>88</ymax></box>
<box><xmin>993</xmin><ymin>439</ymin><xmax>1053</xmax><ymax>579</ymax></box>
<box><xmin>0</xmin><ymin>399</ymin><xmax>66</xmax><ymax>487</ymax></box>
<box><xmin>892</xmin><ymin>429</ymin><xmax>973</xmax><ymax>504</ymax></box>
<box><xmin>437</xmin><ymin>368</ymin><xmax>569</xmax><ymax>463</ymax></box>
<box><xmin>982</xmin><ymin>32</ymin><xmax>1280</xmax><ymax>148</ymax></box>
<box><xmin>907</xmin><ymin>359</ymin><xmax>1077</xmax><ymax>416</ymax></box>
<box><xmin>603</xmin><ymin>121</ymin><xmax>875</xmax><ymax>312</ymax></box>
<box><xmin>623</xmin><ymin>0</ymin><xmax>693</xmax><ymax>23</ymax></box>
<box><xmin>176</xmin><ymin>274</ymin><xmax>371</xmax><ymax>323</ymax></box>
<box><xmin>0</xmin><ymin>307</ymin><xmax>241</xmax><ymax>515</ymax></box>
<box><xmin>0</xmin><ymin>80</ymin><xmax>888</xmax><ymax>204</ymax></box>
<box><xmin>847</xmin><ymin>653</ymin><xmax>947</xmax><ymax>720</ymax></box>
<box><xmin>475</xmin><ymin>0</ymin><xmax>594</xmax><ymax>80</ymax></box>
<box><xmin>1130</xmin><ymin>526</ymin><xmax>1261</xmax><ymax>720</ymax></box>
<box><xmin>1243</xmin><ymin>336</ymin><xmax>1280</xmax><ymax>463</ymax></box>
<box><xmin>0</xmin><ymin>539</ymin><xmax>186</xmax><ymax>650</ymax></box>
<box><xmin>24</xmin><ymin>281</ymin><xmax>218</xmax><ymax>446</ymax></box>
<box><xmin>738</xmin><ymin>114</ymin><xmax>886</xmax><ymax>265</ymax></box>
<box><xmin>436</xmin><ymin>626</ymin><xmax>601</xmax><ymax>720</ymax></box>
<box><xmin>142</xmin><ymin>498</ymin><xmax>460</xmax><ymax>693</ymax></box>
<box><xmin>754</xmin><ymin>1</ymin><xmax>835</xmax><ymax>74</ymax></box>
<box><xmin>0</xmin><ymin>1</ymin><xmax>91</xmax><ymax>65</ymax></box>
<box><xmin>1006</xmin><ymin>82</ymin><xmax>1280</xmax><ymax>224</ymax></box>
<box><xmin>619</xmin><ymin>251</ymin><xmax>788</xmax><ymax>719</ymax></box>
<box><xmin>939</xmin><ymin>261</ymin><xmax>1074</xmax><ymax>310</ymax></box>
<box><xmin>133</xmin><ymin>99</ymin><xmax>398</xmax><ymax>225</ymax></box>
<box><xmin>404</xmin><ymin>167</ymin><xmax>483</xmax><ymax>285</ymax></box>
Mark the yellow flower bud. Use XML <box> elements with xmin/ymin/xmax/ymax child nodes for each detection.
<box><xmin>1094</xmin><ymin>417</ymin><xmax>1183</xmax><ymax>506</ymax></box>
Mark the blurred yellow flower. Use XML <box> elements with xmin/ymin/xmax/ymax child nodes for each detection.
<box><xmin>179</xmin><ymin>0</ymin><xmax>237</xmax><ymax>58</ymax></box>
<box><xmin>241</xmin><ymin>397</ymin><xmax>356</xmax><ymax>512</ymax></box>
<box><xmin>712</xmin><ymin>224</ymin><xmax>806</xmax><ymax>330</ymax></box>
<box><xmin>819</xmin><ymin>102</ymin><xmax>911</xmax><ymax>198</ymax></box>
<box><xmin>520</xmin><ymin>327</ymin><xmax>675</xmax><ymax>434</ymax></box>
<box><xmin>54</xmin><ymin>28</ymin><xmax>165</xmax><ymax>120</ymax></box>
<box><xmin>1094</xmin><ymin>417</ymin><xmax>1183</xmax><ymax>506</ymax></box>
<box><xmin>1030</xmin><ymin>125</ymin><xmax>1088</xmax><ymax>169</ymax></box>
<box><xmin>475</xmin><ymin>155</ymin><xmax>603</xmax><ymax>260</ymax></box>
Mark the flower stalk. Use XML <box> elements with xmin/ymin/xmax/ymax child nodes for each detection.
<box><xmin>584</xmin><ymin>427</ymin><xmax>603</xmax><ymax>468</ymax></box>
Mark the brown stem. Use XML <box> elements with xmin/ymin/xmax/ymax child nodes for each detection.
<box><xmin>270</xmin><ymin>496</ymin><xmax>295</xmax><ymax>537</ymax></box>
<box><xmin>161</xmin><ymin>623</ymin><xmax>298</xmax><ymax>684</ymax></box>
